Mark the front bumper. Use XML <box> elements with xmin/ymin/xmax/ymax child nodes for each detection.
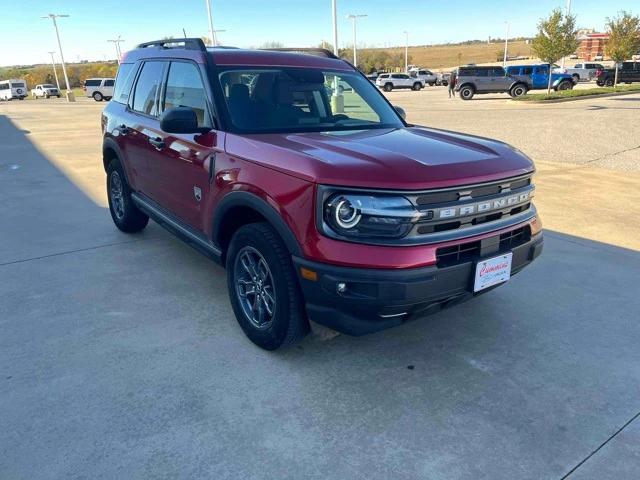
<box><xmin>294</xmin><ymin>233</ymin><xmax>543</xmax><ymax>336</ymax></box>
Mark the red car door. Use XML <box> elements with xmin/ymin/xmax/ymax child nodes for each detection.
<box><xmin>145</xmin><ymin>60</ymin><xmax>222</xmax><ymax>231</ymax></box>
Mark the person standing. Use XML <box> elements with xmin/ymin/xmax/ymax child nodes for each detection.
<box><xmin>448</xmin><ymin>70</ymin><xmax>457</xmax><ymax>98</ymax></box>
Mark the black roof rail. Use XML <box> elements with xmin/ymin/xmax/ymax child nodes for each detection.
<box><xmin>136</xmin><ymin>38</ymin><xmax>207</xmax><ymax>52</ymax></box>
<box><xmin>261</xmin><ymin>47</ymin><xmax>339</xmax><ymax>59</ymax></box>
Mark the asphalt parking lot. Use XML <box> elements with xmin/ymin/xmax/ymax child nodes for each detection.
<box><xmin>1</xmin><ymin>91</ymin><xmax>639</xmax><ymax>479</ymax></box>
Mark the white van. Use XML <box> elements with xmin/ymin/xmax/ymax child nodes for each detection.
<box><xmin>84</xmin><ymin>78</ymin><xmax>115</xmax><ymax>101</ymax></box>
<box><xmin>0</xmin><ymin>79</ymin><xmax>28</xmax><ymax>100</ymax></box>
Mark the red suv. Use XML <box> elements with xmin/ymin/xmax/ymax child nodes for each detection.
<box><xmin>102</xmin><ymin>39</ymin><xmax>543</xmax><ymax>350</ymax></box>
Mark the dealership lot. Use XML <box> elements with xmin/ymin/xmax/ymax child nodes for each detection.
<box><xmin>1</xmin><ymin>94</ymin><xmax>639</xmax><ymax>479</ymax></box>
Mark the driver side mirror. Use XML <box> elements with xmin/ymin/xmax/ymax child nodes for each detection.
<box><xmin>160</xmin><ymin>107</ymin><xmax>211</xmax><ymax>134</ymax></box>
<box><xmin>394</xmin><ymin>105</ymin><xmax>407</xmax><ymax>120</ymax></box>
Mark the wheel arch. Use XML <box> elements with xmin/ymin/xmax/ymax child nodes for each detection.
<box><xmin>102</xmin><ymin>138</ymin><xmax>131</xmax><ymax>185</ymax></box>
<box><xmin>213</xmin><ymin>191</ymin><xmax>302</xmax><ymax>266</ymax></box>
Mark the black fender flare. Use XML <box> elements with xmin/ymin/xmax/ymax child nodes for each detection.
<box><xmin>102</xmin><ymin>137</ymin><xmax>131</xmax><ymax>184</ymax></box>
<box><xmin>212</xmin><ymin>191</ymin><xmax>302</xmax><ymax>257</ymax></box>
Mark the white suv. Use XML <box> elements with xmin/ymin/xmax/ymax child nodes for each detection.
<box><xmin>409</xmin><ymin>68</ymin><xmax>437</xmax><ymax>86</ymax></box>
<box><xmin>376</xmin><ymin>73</ymin><xmax>424</xmax><ymax>92</ymax></box>
<box><xmin>84</xmin><ymin>78</ymin><xmax>115</xmax><ymax>101</ymax></box>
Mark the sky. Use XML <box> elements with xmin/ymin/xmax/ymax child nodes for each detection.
<box><xmin>0</xmin><ymin>0</ymin><xmax>637</xmax><ymax>67</ymax></box>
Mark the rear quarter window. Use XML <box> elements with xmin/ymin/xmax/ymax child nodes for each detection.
<box><xmin>113</xmin><ymin>63</ymin><xmax>138</xmax><ymax>104</ymax></box>
<box><xmin>85</xmin><ymin>79</ymin><xmax>101</xmax><ymax>87</ymax></box>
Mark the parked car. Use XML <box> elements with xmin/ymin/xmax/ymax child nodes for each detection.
<box><xmin>435</xmin><ymin>72</ymin><xmax>450</xmax><ymax>86</ymax></box>
<box><xmin>596</xmin><ymin>61</ymin><xmax>640</xmax><ymax>86</ymax></box>
<box><xmin>0</xmin><ymin>79</ymin><xmax>28</xmax><ymax>100</ymax></box>
<box><xmin>409</xmin><ymin>68</ymin><xmax>437</xmax><ymax>86</ymax></box>
<box><xmin>454</xmin><ymin>66</ymin><xmax>529</xmax><ymax>100</ymax></box>
<box><xmin>555</xmin><ymin>63</ymin><xmax>604</xmax><ymax>82</ymax></box>
<box><xmin>31</xmin><ymin>84</ymin><xmax>61</xmax><ymax>99</ymax></box>
<box><xmin>376</xmin><ymin>73</ymin><xmax>424</xmax><ymax>91</ymax></box>
<box><xmin>102</xmin><ymin>39</ymin><xmax>543</xmax><ymax>350</ymax></box>
<box><xmin>84</xmin><ymin>78</ymin><xmax>115</xmax><ymax>101</ymax></box>
<box><xmin>506</xmin><ymin>64</ymin><xmax>574</xmax><ymax>91</ymax></box>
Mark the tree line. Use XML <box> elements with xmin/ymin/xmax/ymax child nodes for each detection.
<box><xmin>1</xmin><ymin>62</ymin><xmax>118</xmax><ymax>89</ymax></box>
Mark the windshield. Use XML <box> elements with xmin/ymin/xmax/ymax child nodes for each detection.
<box><xmin>217</xmin><ymin>67</ymin><xmax>403</xmax><ymax>133</ymax></box>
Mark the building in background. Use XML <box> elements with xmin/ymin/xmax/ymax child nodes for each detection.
<box><xmin>576</xmin><ymin>30</ymin><xmax>609</xmax><ymax>61</ymax></box>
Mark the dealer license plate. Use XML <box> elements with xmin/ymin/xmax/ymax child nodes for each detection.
<box><xmin>473</xmin><ymin>253</ymin><xmax>513</xmax><ymax>292</ymax></box>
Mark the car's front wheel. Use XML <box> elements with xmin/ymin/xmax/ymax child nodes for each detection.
<box><xmin>412</xmin><ymin>82</ymin><xmax>422</xmax><ymax>91</ymax></box>
<box><xmin>604</xmin><ymin>78</ymin><xmax>614</xmax><ymax>87</ymax></box>
<box><xmin>106</xmin><ymin>160</ymin><xmax>149</xmax><ymax>233</ymax></box>
<box><xmin>383</xmin><ymin>83</ymin><xmax>393</xmax><ymax>92</ymax></box>
<box><xmin>227</xmin><ymin>222</ymin><xmax>309</xmax><ymax>350</ymax></box>
<box><xmin>556</xmin><ymin>80</ymin><xmax>573</xmax><ymax>91</ymax></box>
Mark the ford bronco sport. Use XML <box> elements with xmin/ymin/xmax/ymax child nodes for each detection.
<box><xmin>102</xmin><ymin>39</ymin><xmax>543</xmax><ymax>350</ymax></box>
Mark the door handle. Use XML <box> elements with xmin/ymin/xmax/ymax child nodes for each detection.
<box><xmin>208</xmin><ymin>152</ymin><xmax>216</xmax><ymax>184</ymax></box>
<box><xmin>149</xmin><ymin>137</ymin><xmax>165</xmax><ymax>149</ymax></box>
<box><xmin>117</xmin><ymin>124</ymin><xmax>131</xmax><ymax>135</ymax></box>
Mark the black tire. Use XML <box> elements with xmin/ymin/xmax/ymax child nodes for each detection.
<box><xmin>383</xmin><ymin>83</ymin><xmax>393</xmax><ymax>92</ymax></box>
<box><xmin>412</xmin><ymin>82</ymin><xmax>422</xmax><ymax>91</ymax></box>
<box><xmin>106</xmin><ymin>159</ymin><xmax>149</xmax><ymax>233</ymax></box>
<box><xmin>93</xmin><ymin>92</ymin><xmax>103</xmax><ymax>102</ymax></box>
<box><xmin>226</xmin><ymin>222</ymin><xmax>309</xmax><ymax>350</ymax></box>
<box><xmin>572</xmin><ymin>74</ymin><xmax>580</xmax><ymax>83</ymax></box>
<box><xmin>604</xmin><ymin>78</ymin><xmax>614</xmax><ymax>87</ymax></box>
<box><xmin>510</xmin><ymin>84</ymin><xmax>528</xmax><ymax>98</ymax></box>
<box><xmin>459</xmin><ymin>85</ymin><xmax>475</xmax><ymax>100</ymax></box>
<box><xmin>556</xmin><ymin>81</ymin><xmax>573</xmax><ymax>91</ymax></box>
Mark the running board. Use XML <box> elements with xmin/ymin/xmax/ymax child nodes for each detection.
<box><xmin>131</xmin><ymin>192</ymin><xmax>222</xmax><ymax>264</ymax></box>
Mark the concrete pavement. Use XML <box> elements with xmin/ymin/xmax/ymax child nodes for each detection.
<box><xmin>1</xmin><ymin>96</ymin><xmax>639</xmax><ymax>479</ymax></box>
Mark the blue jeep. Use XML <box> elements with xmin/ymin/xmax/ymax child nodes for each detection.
<box><xmin>506</xmin><ymin>64</ymin><xmax>575</xmax><ymax>91</ymax></box>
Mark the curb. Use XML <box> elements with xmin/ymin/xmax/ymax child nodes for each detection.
<box><xmin>514</xmin><ymin>90</ymin><xmax>640</xmax><ymax>104</ymax></box>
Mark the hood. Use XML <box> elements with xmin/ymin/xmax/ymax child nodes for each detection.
<box><xmin>225</xmin><ymin>127</ymin><xmax>534</xmax><ymax>190</ymax></box>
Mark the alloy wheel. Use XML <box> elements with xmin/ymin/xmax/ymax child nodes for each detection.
<box><xmin>109</xmin><ymin>171</ymin><xmax>125</xmax><ymax>220</ymax></box>
<box><xmin>234</xmin><ymin>246</ymin><xmax>277</xmax><ymax>330</ymax></box>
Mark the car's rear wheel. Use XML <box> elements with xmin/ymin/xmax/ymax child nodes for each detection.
<box><xmin>604</xmin><ymin>78</ymin><xmax>615</xmax><ymax>87</ymax></box>
<box><xmin>106</xmin><ymin>160</ymin><xmax>149</xmax><ymax>233</ymax></box>
<box><xmin>510</xmin><ymin>84</ymin><xmax>528</xmax><ymax>98</ymax></box>
<box><xmin>572</xmin><ymin>74</ymin><xmax>580</xmax><ymax>83</ymax></box>
<box><xmin>383</xmin><ymin>83</ymin><xmax>393</xmax><ymax>92</ymax></box>
<box><xmin>412</xmin><ymin>82</ymin><xmax>422</xmax><ymax>91</ymax></box>
<box><xmin>93</xmin><ymin>92</ymin><xmax>103</xmax><ymax>102</ymax></box>
<box><xmin>459</xmin><ymin>85</ymin><xmax>475</xmax><ymax>100</ymax></box>
<box><xmin>227</xmin><ymin>222</ymin><xmax>309</xmax><ymax>350</ymax></box>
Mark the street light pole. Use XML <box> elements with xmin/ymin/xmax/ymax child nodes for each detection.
<box><xmin>47</xmin><ymin>51</ymin><xmax>60</xmax><ymax>90</ymax></box>
<box><xmin>42</xmin><ymin>14</ymin><xmax>74</xmax><ymax>102</ymax></box>
<box><xmin>205</xmin><ymin>0</ymin><xmax>216</xmax><ymax>46</ymax></box>
<box><xmin>346</xmin><ymin>14</ymin><xmax>367</xmax><ymax>69</ymax></box>
<box><xmin>403</xmin><ymin>31</ymin><xmax>409</xmax><ymax>72</ymax></box>
<box><xmin>330</xmin><ymin>0</ymin><xmax>343</xmax><ymax>113</ymax></box>
<box><xmin>503</xmin><ymin>22</ymin><xmax>509</xmax><ymax>68</ymax></box>
<box><xmin>560</xmin><ymin>0</ymin><xmax>572</xmax><ymax>69</ymax></box>
<box><xmin>213</xmin><ymin>29</ymin><xmax>226</xmax><ymax>46</ymax></box>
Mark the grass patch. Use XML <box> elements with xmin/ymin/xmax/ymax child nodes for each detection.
<box><xmin>515</xmin><ymin>84</ymin><xmax>640</xmax><ymax>101</ymax></box>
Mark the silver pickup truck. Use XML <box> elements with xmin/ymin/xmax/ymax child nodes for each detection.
<box><xmin>554</xmin><ymin>62</ymin><xmax>604</xmax><ymax>82</ymax></box>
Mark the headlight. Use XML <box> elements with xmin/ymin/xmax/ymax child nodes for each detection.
<box><xmin>323</xmin><ymin>192</ymin><xmax>418</xmax><ymax>239</ymax></box>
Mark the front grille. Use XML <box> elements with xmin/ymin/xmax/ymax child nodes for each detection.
<box><xmin>403</xmin><ymin>174</ymin><xmax>535</xmax><ymax>244</ymax></box>
<box><xmin>436</xmin><ymin>225</ymin><xmax>531</xmax><ymax>267</ymax></box>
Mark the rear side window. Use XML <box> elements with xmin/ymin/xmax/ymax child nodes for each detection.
<box><xmin>85</xmin><ymin>79</ymin><xmax>101</xmax><ymax>87</ymax></box>
<box><xmin>522</xmin><ymin>67</ymin><xmax>533</xmax><ymax>75</ymax></box>
<box><xmin>132</xmin><ymin>61</ymin><xmax>165</xmax><ymax>116</ymax></box>
<box><xmin>104</xmin><ymin>79</ymin><xmax>115</xmax><ymax>87</ymax></box>
<box><xmin>113</xmin><ymin>63</ymin><xmax>137</xmax><ymax>103</ymax></box>
<box><xmin>163</xmin><ymin>61</ymin><xmax>211</xmax><ymax>128</ymax></box>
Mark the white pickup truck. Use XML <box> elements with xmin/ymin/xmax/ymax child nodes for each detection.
<box><xmin>31</xmin><ymin>84</ymin><xmax>61</xmax><ymax>99</ymax></box>
<box><xmin>555</xmin><ymin>62</ymin><xmax>605</xmax><ymax>82</ymax></box>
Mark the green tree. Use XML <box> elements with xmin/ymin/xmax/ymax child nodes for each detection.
<box><xmin>260</xmin><ymin>41</ymin><xmax>284</xmax><ymax>49</ymax></box>
<box><xmin>532</xmin><ymin>8</ymin><xmax>579</xmax><ymax>93</ymax></box>
<box><xmin>605</xmin><ymin>11</ymin><xmax>640</xmax><ymax>88</ymax></box>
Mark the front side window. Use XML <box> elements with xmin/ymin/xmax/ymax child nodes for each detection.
<box><xmin>163</xmin><ymin>61</ymin><xmax>210</xmax><ymax>128</ymax></box>
<box><xmin>104</xmin><ymin>79</ymin><xmax>115</xmax><ymax>87</ymax></box>
<box><xmin>218</xmin><ymin>67</ymin><xmax>403</xmax><ymax>133</ymax></box>
<box><xmin>536</xmin><ymin>66</ymin><xmax>549</xmax><ymax>75</ymax></box>
<box><xmin>132</xmin><ymin>61</ymin><xmax>165</xmax><ymax>116</ymax></box>
<box><xmin>522</xmin><ymin>67</ymin><xmax>533</xmax><ymax>75</ymax></box>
